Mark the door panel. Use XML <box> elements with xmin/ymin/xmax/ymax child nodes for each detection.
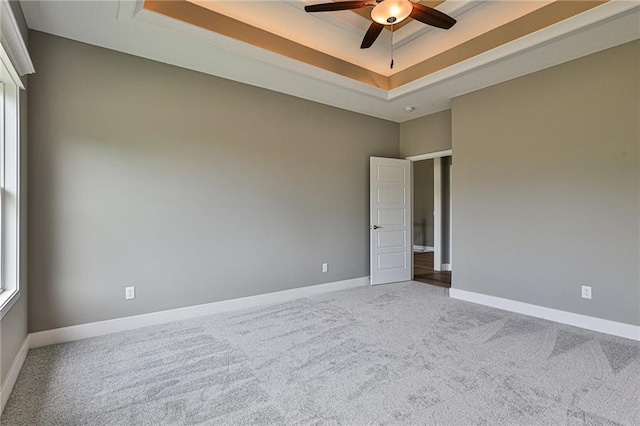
<box><xmin>378</xmin><ymin>230</ymin><xmax>406</xmax><ymax>248</ymax></box>
<box><xmin>378</xmin><ymin>187</ymin><xmax>405</xmax><ymax>204</ymax></box>
<box><xmin>370</xmin><ymin>157</ymin><xmax>412</xmax><ymax>285</ymax></box>
<box><xmin>377</xmin><ymin>165</ymin><xmax>406</xmax><ymax>183</ymax></box>
<box><xmin>378</xmin><ymin>252</ymin><xmax>407</xmax><ymax>270</ymax></box>
<box><xmin>377</xmin><ymin>208</ymin><xmax>406</xmax><ymax>226</ymax></box>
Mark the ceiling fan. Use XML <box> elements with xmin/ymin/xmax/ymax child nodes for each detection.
<box><xmin>304</xmin><ymin>0</ymin><xmax>457</xmax><ymax>49</ymax></box>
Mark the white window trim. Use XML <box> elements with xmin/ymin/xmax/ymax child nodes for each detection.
<box><xmin>0</xmin><ymin>43</ymin><xmax>22</xmax><ymax>319</ymax></box>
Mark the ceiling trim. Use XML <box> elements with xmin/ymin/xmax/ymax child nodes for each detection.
<box><xmin>144</xmin><ymin>0</ymin><xmax>390</xmax><ymax>90</ymax></box>
<box><xmin>144</xmin><ymin>0</ymin><xmax>614</xmax><ymax>92</ymax></box>
<box><xmin>390</xmin><ymin>0</ymin><xmax>608</xmax><ymax>88</ymax></box>
<box><xmin>389</xmin><ymin>0</ymin><xmax>639</xmax><ymax>100</ymax></box>
<box><xmin>0</xmin><ymin>0</ymin><xmax>34</xmax><ymax>78</ymax></box>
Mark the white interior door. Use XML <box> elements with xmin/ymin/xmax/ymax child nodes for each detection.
<box><xmin>370</xmin><ymin>157</ymin><xmax>412</xmax><ymax>285</ymax></box>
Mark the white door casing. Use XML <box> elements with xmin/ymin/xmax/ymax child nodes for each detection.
<box><xmin>448</xmin><ymin>159</ymin><xmax>453</xmax><ymax>270</ymax></box>
<box><xmin>433</xmin><ymin>157</ymin><xmax>443</xmax><ymax>272</ymax></box>
<box><xmin>406</xmin><ymin>150</ymin><xmax>453</xmax><ymax>276</ymax></box>
<box><xmin>370</xmin><ymin>157</ymin><xmax>412</xmax><ymax>285</ymax></box>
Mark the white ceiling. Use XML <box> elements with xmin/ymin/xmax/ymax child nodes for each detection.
<box><xmin>20</xmin><ymin>0</ymin><xmax>640</xmax><ymax>122</ymax></box>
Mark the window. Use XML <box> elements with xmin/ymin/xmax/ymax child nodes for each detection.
<box><xmin>0</xmin><ymin>44</ymin><xmax>22</xmax><ymax>318</ymax></box>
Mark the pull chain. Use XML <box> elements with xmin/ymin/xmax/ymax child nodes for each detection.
<box><xmin>390</xmin><ymin>24</ymin><xmax>394</xmax><ymax>69</ymax></box>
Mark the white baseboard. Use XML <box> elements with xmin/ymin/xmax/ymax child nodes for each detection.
<box><xmin>29</xmin><ymin>277</ymin><xmax>369</xmax><ymax>349</ymax></box>
<box><xmin>0</xmin><ymin>335</ymin><xmax>30</xmax><ymax>416</ymax></box>
<box><xmin>449</xmin><ymin>288</ymin><xmax>640</xmax><ymax>341</ymax></box>
<box><xmin>413</xmin><ymin>245</ymin><xmax>434</xmax><ymax>253</ymax></box>
<box><xmin>442</xmin><ymin>263</ymin><xmax>452</xmax><ymax>271</ymax></box>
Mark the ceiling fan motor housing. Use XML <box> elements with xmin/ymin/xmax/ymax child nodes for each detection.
<box><xmin>371</xmin><ymin>0</ymin><xmax>413</xmax><ymax>26</ymax></box>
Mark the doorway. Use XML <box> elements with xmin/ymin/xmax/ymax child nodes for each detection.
<box><xmin>414</xmin><ymin>252</ymin><xmax>451</xmax><ymax>288</ymax></box>
<box><xmin>408</xmin><ymin>151</ymin><xmax>452</xmax><ymax>288</ymax></box>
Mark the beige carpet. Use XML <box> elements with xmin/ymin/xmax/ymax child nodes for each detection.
<box><xmin>2</xmin><ymin>282</ymin><xmax>639</xmax><ymax>425</ymax></box>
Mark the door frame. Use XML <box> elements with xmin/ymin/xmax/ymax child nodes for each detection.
<box><xmin>406</xmin><ymin>149</ymin><xmax>452</xmax><ymax>276</ymax></box>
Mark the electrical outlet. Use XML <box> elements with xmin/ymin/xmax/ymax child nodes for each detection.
<box><xmin>125</xmin><ymin>286</ymin><xmax>135</xmax><ymax>300</ymax></box>
<box><xmin>581</xmin><ymin>285</ymin><xmax>592</xmax><ymax>299</ymax></box>
<box><xmin>322</xmin><ymin>263</ymin><xmax>328</xmax><ymax>273</ymax></box>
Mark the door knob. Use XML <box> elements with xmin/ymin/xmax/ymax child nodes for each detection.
<box><xmin>372</xmin><ymin>225</ymin><xmax>381</xmax><ymax>230</ymax></box>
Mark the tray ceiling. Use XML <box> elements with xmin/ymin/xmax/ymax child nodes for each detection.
<box><xmin>20</xmin><ymin>0</ymin><xmax>640</xmax><ymax>121</ymax></box>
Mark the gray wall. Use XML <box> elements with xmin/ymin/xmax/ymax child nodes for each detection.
<box><xmin>399</xmin><ymin>109</ymin><xmax>451</xmax><ymax>157</ymax></box>
<box><xmin>413</xmin><ymin>160</ymin><xmax>434</xmax><ymax>248</ymax></box>
<box><xmin>27</xmin><ymin>32</ymin><xmax>399</xmax><ymax>332</ymax></box>
<box><xmin>452</xmin><ymin>40</ymin><xmax>640</xmax><ymax>326</ymax></box>
<box><xmin>0</xmin><ymin>0</ymin><xmax>29</xmax><ymax>388</ymax></box>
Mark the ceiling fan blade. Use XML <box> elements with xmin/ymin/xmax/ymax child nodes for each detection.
<box><xmin>305</xmin><ymin>1</ymin><xmax>370</xmax><ymax>13</ymax></box>
<box><xmin>410</xmin><ymin>3</ymin><xmax>456</xmax><ymax>29</ymax></box>
<box><xmin>361</xmin><ymin>21</ymin><xmax>384</xmax><ymax>49</ymax></box>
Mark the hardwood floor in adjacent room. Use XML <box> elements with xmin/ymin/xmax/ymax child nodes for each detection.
<box><xmin>414</xmin><ymin>251</ymin><xmax>451</xmax><ymax>288</ymax></box>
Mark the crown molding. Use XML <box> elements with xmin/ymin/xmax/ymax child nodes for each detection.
<box><xmin>0</xmin><ymin>0</ymin><xmax>34</xmax><ymax>78</ymax></box>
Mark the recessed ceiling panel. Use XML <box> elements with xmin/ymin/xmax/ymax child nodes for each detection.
<box><xmin>148</xmin><ymin>0</ymin><xmax>611</xmax><ymax>87</ymax></box>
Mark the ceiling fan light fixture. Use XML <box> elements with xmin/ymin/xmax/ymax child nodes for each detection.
<box><xmin>371</xmin><ymin>0</ymin><xmax>413</xmax><ymax>25</ymax></box>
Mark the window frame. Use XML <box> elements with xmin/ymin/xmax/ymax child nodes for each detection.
<box><xmin>0</xmin><ymin>44</ymin><xmax>22</xmax><ymax>319</ymax></box>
